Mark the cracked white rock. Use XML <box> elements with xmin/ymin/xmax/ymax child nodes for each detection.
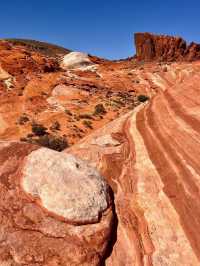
<box><xmin>22</xmin><ymin>148</ymin><xmax>109</xmax><ymax>224</ymax></box>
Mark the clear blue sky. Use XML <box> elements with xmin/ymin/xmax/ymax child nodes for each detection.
<box><xmin>1</xmin><ymin>0</ymin><xmax>200</xmax><ymax>59</ymax></box>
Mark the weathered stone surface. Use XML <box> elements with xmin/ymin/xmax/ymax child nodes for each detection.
<box><xmin>23</xmin><ymin>148</ymin><xmax>109</xmax><ymax>224</ymax></box>
<box><xmin>91</xmin><ymin>134</ymin><xmax>121</xmax><ymax>147</ymax></box>
<box><xmin>135</xmin><ymin>32</ymin><xmax>200</xmax><ymax>61</ymax></box>
<box><xmin>51</xmin><ymin>84</ymin><xmax>82</xmax><ymax>97</ymax></box>
<box><xmin>68</xmin><ymin>72</ymin><xmax>200</xmax><ymax>265</ymax></box>
<box><xmin>61</xmin><ymin>52</ymin><xmax>94</xmax><ymax>70</ymax></box>
<box><xmin>0</xmin><ymin>141</ymin><xmax>113</xmax><ymax>265</ymax></box>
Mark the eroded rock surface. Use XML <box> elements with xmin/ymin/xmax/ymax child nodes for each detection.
<box><xmin>0</xmin><ymin>142</ymin><xmax>113</xmax><ymax>265</ymax></box>
<box><xmin>23</xmin><ymin>148</ymin><xmax>109</xmax><ymax>224</ymax></box>
<box><xmin>68</xmin><ymin>73</ymin><xmax>200</xmax><ymax>265</ymax></box>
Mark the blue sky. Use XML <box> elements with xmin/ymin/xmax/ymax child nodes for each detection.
<box><xmin>1</xmin><ymin>0</ymin><xmax>200</xmax><ymax>59</ymax></box>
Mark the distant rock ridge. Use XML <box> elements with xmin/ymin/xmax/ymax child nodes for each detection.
<box><xmin>134</xmin><ymin>32</ymin><xmax>200</xmax><ymax>61</ymax></box>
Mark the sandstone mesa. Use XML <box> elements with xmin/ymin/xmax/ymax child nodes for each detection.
<box><xmin>0</xmin><ymin>33</ymin><xmax>200</xmax><ymax>265</ymax></box>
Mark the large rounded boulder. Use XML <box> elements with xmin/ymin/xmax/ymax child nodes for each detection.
<box><xmin>0</xmin><ymin>141</ymin><xmax>113</xmax><ymax>266</ymax></box>
<box><xmin>61</xmin><ymin>52</ymin><xmax>94</xmax><ymax>70</ymax></box>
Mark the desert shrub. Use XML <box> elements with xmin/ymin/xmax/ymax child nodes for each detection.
<box><xmin>93</xmin><ymin>104</ymin><xmax>106</xmax><ymax>116</ymax></box>
<box><xmin>35</xmin><ymin>134</ymin><xmax>68</xmax><ymax>151</ymax></box>
<box><xmin>112</xmin><ymin>98</ymin><xmax>125</xmax><ymax>107</ymax></box>
<box><xmin>137</xmin><ymin>94</ymin><xmax>149</xmax><ymax>103</ymax></box>
<box><xmin>20</xmin><ymin>137</ymin><xmax>28</xmax><ymax>142</ymax></box>
<box><xmin>78</xmin><ymin>113</ymin><xmax>93</xmax><ymax>120</ymax></box>
<box><xmin>31</xmin><ymin>123</ymin><xmax>47</xmax><ymax>136</ymax></box>
<box><xmin>82</xmin><ymin>120</ymin><xmax>93</xmax><ymax>129</ymax></box>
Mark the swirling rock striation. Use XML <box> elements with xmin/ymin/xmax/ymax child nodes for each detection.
<box><xmin>68</xmin><ymin>72</ymin><xmax>200</xmax><ymax>265</ymax></box>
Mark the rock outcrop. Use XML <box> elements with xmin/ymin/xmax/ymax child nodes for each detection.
<box><xmin>61</xmin><ymin>52</ymin><xmax>95</xmax><ymax>70</ymax></box>
<box><xmin>0</xmin><ymin>41</ymin><xmax>59</xmax><ymax>76</ymax></box>
<box><xmin>68</xmin><ymin>72</ymin><xmax>200</xmax><ymax>265</ymax></box>
<box><xmin>135</xmin><ymin>32</ymin><xmax>200</xmax><ymax>61</ymax></box>
<box><xmin>0</xmin><ymin>141</ymin><xmax>113</xmax><ymax>265</ymax></box>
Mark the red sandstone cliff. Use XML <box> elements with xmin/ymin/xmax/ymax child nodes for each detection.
<box><xmin>135</xmin><ymin>32</ymin><xmax>200</xmax><ymax>61</ymax></box>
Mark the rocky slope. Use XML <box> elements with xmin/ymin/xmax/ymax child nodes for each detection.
<box><xmin>68</xmin><ymin>65</ymin><xmax>200</xmax><ymax>265</ymax></box>
<box><xmin>0</xmin><ymin>37</ymin><xmax>198</xmax><ymax>147</ymax></box>
<box><xmin>0</xmin><ymin>39</ymin><xmax>166</xmax><ymax>146</ymax></box>
<box><xmin>0</xmin><ymin>34</ymin><xmax>200</xmax><ymax>265</ymax></box>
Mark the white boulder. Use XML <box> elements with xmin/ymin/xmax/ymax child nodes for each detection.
<box><xmin>61</xmin><ymin>51</ymin><xmax>94</xmax><ymax>70</ymax></box>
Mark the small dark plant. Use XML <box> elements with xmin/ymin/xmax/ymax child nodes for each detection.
<box><xmin>137</xmin><ymin>94</ymin><xmax>149</xmax><ymax>103</ymax></box>
<box><xmin>31</xmin><ymin>123</ymin><xmax>47</xmax><ymax>136</ymax></box>
<box><xmin>78</xmin><ymin>113</ymin><xmax>93</xmax><ymax>120</ymax></box>
<box><xmin>35</xmin><ymin>134</ymin><xmax>68</xmax><ymax>151</ymax></box>
<box><xmin>93</xmin><ymin>104</ymin><xmax>106</xmax><ymax>116</ymax></box>
<box><xmin>20</xmin><ymin>137</ymin><xmax>28</xmax><ymax>142</ymax></box>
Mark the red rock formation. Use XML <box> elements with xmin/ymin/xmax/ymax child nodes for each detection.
<box><xmin>135</xmin><ymin>32</ymin><xmax>200</xmax><ymax>61</ymax></box>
